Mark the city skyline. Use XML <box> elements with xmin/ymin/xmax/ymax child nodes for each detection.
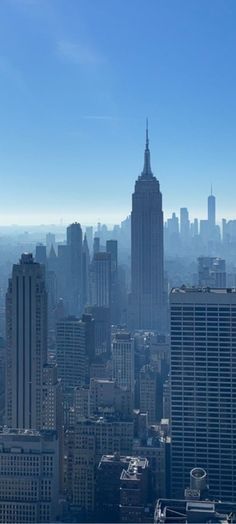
<box><xmin>0</xmin><ymin>0</ymin><xmax>236</xmax><ymax>224</ymax></box>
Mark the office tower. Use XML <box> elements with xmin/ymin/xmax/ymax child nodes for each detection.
<box><xmin>56</xmin><ymin>316</ymin><xmax>86</xmax><ymax>396</ymax></box>
<box><xmin>180</xmin><ymin>207</ymin><xmax>190</xmax><ymax>243</ymax></box>
<box><xmin>139</xmin><ymin>364</ymin><xmax>158</xmax><ymax>425</ymax></box>
<box><xmin>120</xmin><ymin>457</ymin><xmax>149</xmax><ymax>523</ymax></box>
<box><xmin>106</xmin><ymin>240</ymin><xmax>119</xmax><ymax>323</ymax></box>
<box><xmin>86</xmin><ymin>305</ymin><xmax>111</xmax><ymax>354</ymax></box>
<box><xmin>93</xmin><ymin>252</ymin><xmax>111</xmax><ymax>307</ymax></box>
<box><xmin>6</xmin><ymin>253</ymin><xmax>47</xmax><ymax>430</ymax></box>
<box><xmin>82</xmin><ymin>234</ymin><xmax>90</xmax><ymax>307</ymax></box>
<box><xmin>67</xmin><ymin>223</ymin><xmax>83</xmax><ymax>315</ymax></box>
<box><xmin>170</xmin><ymin>287</ymin><xmax>236</xmax><ymax>500</ymax></box>
<box><xmin>208</xmin><ymin>187</ymin><xmax>216</xmax><ymax>228</ymax></box>
<box><xmin>130</xmin><ymin>124</ymin><xmax>165</xmax><ymax>331</ymax></box>
<box><xmin>0</xmin><ymin>428</ymin><xmax>59</xmax><ymax>524</ymax></box>
<box><xmin>35</xmin><ymin>243</ymin><xmax>47</xmax><ymax>265</ymax></box>
<box><xmin>112</xmin><ymin>332</ymin><xmax>134</xmax><ymax>393</ymax></box>
<box><xmin>198</xmin><ymin>257</ymin><xmax>226</xmax><ymax>287</ymax></box>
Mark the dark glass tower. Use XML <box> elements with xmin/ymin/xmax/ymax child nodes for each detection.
<box><xmin>129</xmin><ymin>124</ymin><xmax>164</xmax><ymax>331</ymax></box>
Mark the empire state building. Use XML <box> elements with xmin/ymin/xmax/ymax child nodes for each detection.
<box><xmin>129</xmin><ymin>125</ymin><xmax>165</xmax><ymax>331</ymax></box>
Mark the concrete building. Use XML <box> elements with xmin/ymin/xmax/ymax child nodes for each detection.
<box><xmin>120</xmin><ymin>457</ymin><xmax>150</xmax><ymax>523</ymax></box>
<box><xmin>170</xmin><ymin>287</ymin><xmax>236</xmax><ymax>500</ymax></box>
<box><xmin>139</xmin><ymin>364</ymin><xmax>158</xmax><ymax>426</ymax></box>
<box><xmin>6</xmin><ymin>253</ymin><xmax>47</xmax><ymax>430</ymax></box>
<box><xmin>0</xmin><ymin>428</ymin><xmax>59</xmax><ymax>523</ymax></box>
<box><xmin>86</xmin><ymin>306</ymin><xmax>111</xmax><ymax>355</ymax></box>
<box><xmin>133</xmin><ymin>435</ymin><xmax>167</xmax><ymax>498</ymax></box>
<box><xmin>56</xmin><ymin>316</ymin><xmax>86</xmax><ymax>394</ymax></box>
<box><xmin>88</xmin><ymin>378</ymin><xmax>132</xmax><ymax>419</ymax></box>
<box><xmin>96</xmin><ymin>453</ymin><xmax>131</xmax><ymax>523</ymax></box>
<box><xmin>112</xmin><ymin>332</ymin><xmax>134</xmax><ymax>393</ymax></box>
<box><xmin>67</xmin><ymin>416</ymin><xmax>134</xmax><ymax>515</ymax></box>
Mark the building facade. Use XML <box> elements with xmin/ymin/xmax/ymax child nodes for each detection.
<box><xmin>170</xmin><ymin>287</ymin><xmax>236</xmax><ymax>500</ymax></box>
<box><xmin>6</xmin><ymin>253</ymin><xmax>47</xmax><ymax>430</ymax></box>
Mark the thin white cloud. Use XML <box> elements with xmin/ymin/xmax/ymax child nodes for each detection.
<box><xmin>57</xmin><ymin>40</ymin><xmax>105</xmax><ymax>66</ymax></box>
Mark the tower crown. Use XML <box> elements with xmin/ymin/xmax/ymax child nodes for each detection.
<box><xmin>141</xmin><ymin>119</ymin><xmax>153</xmax><ymax>178</ymax></box>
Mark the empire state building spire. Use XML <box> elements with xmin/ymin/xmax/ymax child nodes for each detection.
<box><xmin>141</xmin><ymin>118</ymin><xmax>153</xmax><ymax>178</ymax></box>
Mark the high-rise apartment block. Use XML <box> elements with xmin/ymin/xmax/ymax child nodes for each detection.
<box><xmin>170</xmin><ymin>287</ymin><xmax>236</xmax><ymax>500</ymax></box>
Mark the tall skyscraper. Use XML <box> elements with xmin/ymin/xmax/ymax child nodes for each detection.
<box><xmin>93</xmin><ymin>252</ymin><xmax>111</xmax><ymax>308</ymax></box>
<box><xmin>129</xmin><ymin>124</ymin><xmax>165</xmax><ymax>331</ymax></box>
<box><xmin>180</xmin><ymin>207</ymin><xmax>190</xmax><ymax>243</ymax></box>
<box><xmin>6</xmin><ymin>253</ymin><xmax>47</xmax><ymax>430</ymax></box>
<box><xmin>208</xmin><ymin>186</ymin><xmax>216</xmax><ymax>228</ymax></box>
<box><xmin>67</xmin><ymin>222</ymin><xmax>83</xmax><ymax>315</ymax></box>
<box><xmin>170</xmin><ymin>287</ymin><xmax>236</xmax><ymax>500</ymax></box>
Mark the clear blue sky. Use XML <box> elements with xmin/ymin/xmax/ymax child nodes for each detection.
<box><xmin>0</xmin><ymin>0</ymin><xmax>236</xmax><ymax>225</ymax></box>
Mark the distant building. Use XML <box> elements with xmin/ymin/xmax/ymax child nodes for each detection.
<box><xmin>67</xmin><ymin>223</ymin><xmax>83</xmax><ymax>316</ymax></box>
<box><xmin>129</xmin><ymin>124</ymin><xmax>165</xmax><ymax>331</ymax></box>
<box><xmin>198</xmin><ymin>256</ymin><xmax>226</xmax><ymax>287</ymax></box>
<box><xmin>180</xmin><ymin>208</ymin><xmax>190</xmax><ymax>244</ymax></box>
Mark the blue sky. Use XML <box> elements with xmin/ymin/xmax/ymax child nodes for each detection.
<box><xmin>0</xmin><ymin>0</ymin><xmax>236</xmax><ymax>225</ymax></box>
